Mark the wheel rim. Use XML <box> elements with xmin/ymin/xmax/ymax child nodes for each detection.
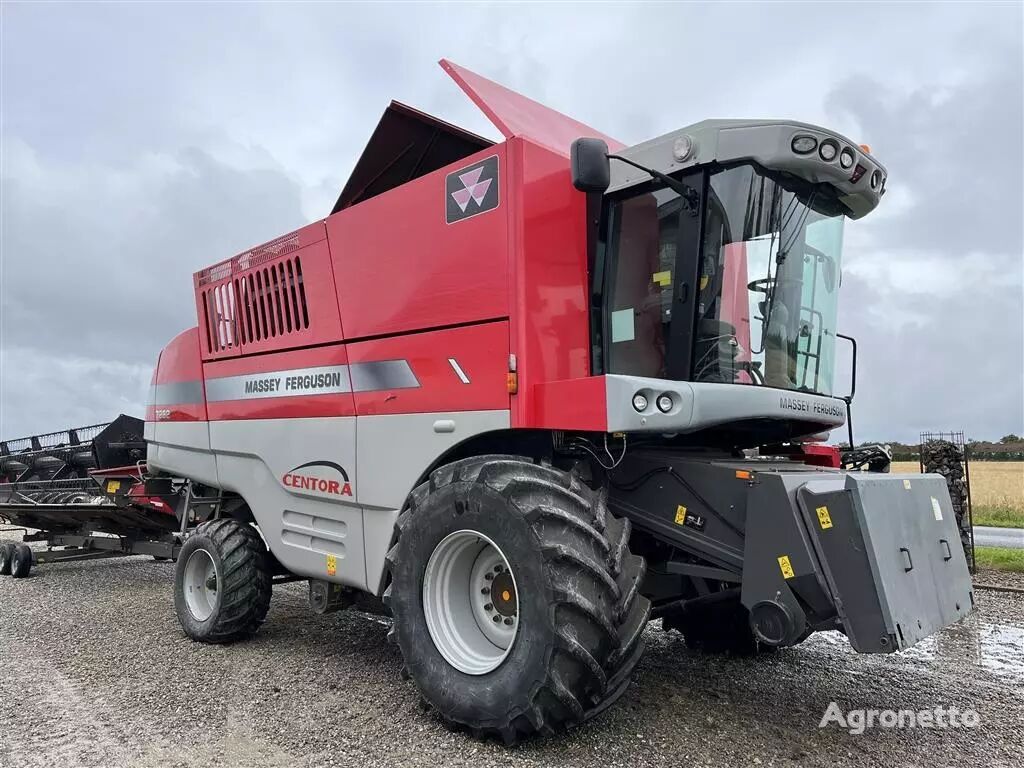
<box><xmin>422</xmin><ymin>530</ymin><xmax>519</xmax><ymax>675</ymax></box>
<box><xmin>183</xmin><ymin>549</ymin><xmax>219</xmax><ymax>621</ymax></box>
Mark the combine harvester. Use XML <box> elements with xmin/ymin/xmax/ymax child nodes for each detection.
<box><xmin>1</xmin><ymin>60</ymin><xmax>974</xmax><ymax>743</ymax></box>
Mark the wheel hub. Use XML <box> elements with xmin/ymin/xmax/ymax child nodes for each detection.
<box><xmin>422</xmin><ymin>530</ymin><xmax>520</xmax><ymax>675</ymax></box>
<box><xmin>489</xmin><ymin>570</ymin><xmax>517</xmax><ymax>617</ymax></box>
<box><xmin>183</xmin><ymin>549</ymin><xmax>219</xmax><ymax>622</ymax></box>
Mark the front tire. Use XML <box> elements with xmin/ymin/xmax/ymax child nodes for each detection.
<box><xmin>174</xmin><ymin>518</ymin><xmax>272</xmax><ymax>643</ymax></box>
<box><xmin>385</xmin><ymin>456</ymin><xmax>650</xmax><ymax>743</ymax></box>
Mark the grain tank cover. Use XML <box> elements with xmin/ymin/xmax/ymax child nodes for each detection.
<box><xmin>440</xmin><ymin>58</ymin><xmax>624</xmax><ymax>156</ymax></box>
<box><xmin>331</xmin><ymin>101</ymin><xmax>493</xmax><ymax>213</ymax></box>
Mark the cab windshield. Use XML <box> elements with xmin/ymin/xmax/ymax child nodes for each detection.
<box><xmin>603</xmin><ymin>164</ymin><xmax>844</xmax><ymax>396</ymax></box>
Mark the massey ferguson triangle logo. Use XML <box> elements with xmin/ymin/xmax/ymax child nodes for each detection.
<box><xmin>281</xmin><ymin>460</ymin><xmax>353</xmax><ymax>497</ymax></box>
<box><xmin>446</xmin><ymin>155</ymin><xmax>499</xmax><ymax>224</ymax></box>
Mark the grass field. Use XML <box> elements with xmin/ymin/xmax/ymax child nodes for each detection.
<box><xmin>892</xmin><ymin>460</ymin><xmax>1024</xmax><ymax>528</ymax></box>
<box><xmin>974</xmin><ymin>546</ymin><xmax>1024</xmax><ymax>573</ymax></box>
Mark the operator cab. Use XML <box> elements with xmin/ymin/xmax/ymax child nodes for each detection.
<box><xmin>572</xmin><ymin>121</ymin><xmax>887</xmax><ymax>446</ymax></box>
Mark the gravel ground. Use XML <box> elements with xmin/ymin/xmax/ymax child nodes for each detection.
<box><xmin>1</xmin><ymin>552</ymin><xmax>1022</xmax><ymax>768</ymax></box>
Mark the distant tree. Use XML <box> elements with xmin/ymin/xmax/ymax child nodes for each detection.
<box><xmin>1000</xmin><ymin>434</ymin><xmax>1021</xmax><ymax>444</ymax></box>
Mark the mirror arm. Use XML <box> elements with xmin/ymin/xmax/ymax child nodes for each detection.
<box><xmin>837</xmin><ymin>332</ymin><xmax>857</xmax><ymax>448</ymax></box>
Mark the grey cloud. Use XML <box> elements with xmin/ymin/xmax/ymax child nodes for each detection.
<box><xmin>837</xmin><ymin>272</ymin><xmax>1023</xmax><ymax>444</ymax></box>
<box><xmin>825</xmin><ymin>33</ymin><xmax>1023</xmax><ymax>261</ymax></box>
<box><xmin>3</xmin><ymin>145</ymin><xmax>305</xmax><ymax>366</ymax></box>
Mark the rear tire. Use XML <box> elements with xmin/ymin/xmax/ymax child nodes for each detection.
<box><xmin>0</xmin><ymin>542</ymin><xmax>14</xmax><ymax>575</ymax></box>
<box><xmin>385</xmin><ymin>455</ymin><xmax>650</xmax><ymax>743</ymax></box>
<box><xmin>10</xmin><ymin>543</ymin><xmax>32</xmax><ymax>579</ymax></box>
<box><xmin>174</xmin><ymin>518</ymin><xmax>272</xmax><ymax>643</ymax></box>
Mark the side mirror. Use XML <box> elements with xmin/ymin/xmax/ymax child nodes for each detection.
<box><xmin>570</xmin><ymin>138</ymin><xmax>611</xmax><ymax>193</ymax></box>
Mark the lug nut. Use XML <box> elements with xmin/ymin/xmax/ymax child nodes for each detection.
<box><xmin>494</xmin><ymin>564</ymin><xmax>503</xmax><ymax>573</ymax></box>
<box><xmin>493</xmin><ymin>615</ymin><xmax>501</xmax><ymax>623</ymax></box>
<box><xmin>481</xmin><ymin>587</ymin><xmax>490</xmax><ymax>595</ymax></box>
<box><xmin>503</xmin><ymin>618</ymin><xmax>514</xmax><ymax>626</ymax></box>
<box><xmin>484</xmin><ymin>603</ymin><xmax>493</xmax><ymax>611</ymax></box>
<box><xmin>484</xmin><ymin>572</ymin><xmax>493</xmax><ymax>581</ymax></box>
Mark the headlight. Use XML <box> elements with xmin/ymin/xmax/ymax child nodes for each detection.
<box><xmin>656</xmin><ymin>394</ymin><xmax>673</xmax><ymax>413</ymax></box>
<box><xmin>839</xmin><ymin>147</ymin><xmax>855</xmax><ymax>169</ymax></box>
<box><xmin>870</xmin><ymin>170</ymin><xmax>882</xmax><ymax>189</ymax></box>
<box><xmin>791</xmin><ymin>135</ymin><xmax>817</xmax><ymax>155</ymax></box>
<box><xmin>819</xmin><ymin>140</ymin><xmax>838</xmax><ymax>162</ymax></box>
<box><xmin>632</xmin><ymin>393</ymin><xmax>648</xmax><ymax>412</ymax></box>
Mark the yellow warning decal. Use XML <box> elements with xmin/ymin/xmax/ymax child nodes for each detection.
<box><xmin>699</xmin><ymin>275</ymin><xmax>709</xmax><ymax>291</ymax></box>
<box><xmin>106</xmin><ymin>480</ymin><xmax>121</xmax><ymax>493</ymax></box>
<box><xmin>778</xmin><ymin>555</ymin><xmax>795</xmax><ymax>579</ymax></box>
<box><xmin>674</xmin><ymin>505</ymin><xmax>688</xmax><ymax>525</ymax></box>
<box><xmin>326</xmin><ymin>554</ymin><xmax>337</xmax><ymax>577</ymax></box>
<box><xmin>816</xmin><ymin>505</ymin><xmax>833</xmax><ymax>530</ymax></box>
<box><xmin>903</xmin><ymin>479</ymin><xmax>912</xmax><ymax>490</ymax></box>
<box><xmin>652</xmin><ymin>270</ymin><xmax>671</xmax><ymax>287</ymax></box>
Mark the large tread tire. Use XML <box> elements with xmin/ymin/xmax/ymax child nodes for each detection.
<box><xmin>385</xmin><ymin>455</ymin><xmax>650</xmax><ymax>743</ymax></box>
<box><xmin>10</xmin><ymin>543</ymin><xmax>32</xmax><ymax>579</ymax></box>
<box><xmin>0</xmin><ymin>542</ymin><xmax>14</xmax><ymax>576</ymax></box>
<box><xmin>174</xmin><ymin>518</ymin><xmax>272</xmax><ymax>643</ymax></box>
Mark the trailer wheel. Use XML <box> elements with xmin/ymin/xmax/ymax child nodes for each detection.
<box><xmin>10</xmin><ymin>543</ymin><xmax>33</xmax><ymax>579</ymax></box>
<box><xmin>385</xmin><ymin>455</ymin><xmax>650</xmax><ymax>743</ymax></box>
<box><xmin>174</xmin><ymin>518</ymin><xmax>272</xmax><ymax>643</ymax></box>
<box><xmin>0</xmin><ymin>542</ymin><xmax>15</xmax><ymax>575</ymax></box>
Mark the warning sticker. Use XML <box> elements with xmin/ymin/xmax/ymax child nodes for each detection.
<box><xmin>778</xmin><ymin>555</ymin><xmax>795</xmax><ymax>579</ymax></box>
<box><xmin>903</xmin><ymin>479</ymin><xmax>912</xmax><ymax>490</ymax></box>
<box><xmin>674</xmin><ymin>504</ymin><xmax>706</xmax><ymax>531</ymax></box>
<box><xmin>326</xmin><ymin>554</ymin><xmax>337</xmax><ymax>577</ymax></box>
<box><xmin>106</xmin><ymin>480</ymin><xmax>121</xmax><ymax>493</ymax></box>
<box><xmin>816</xmin><ymin>505</ymin><xmax>833</xmax><ymax>530</ymax></box>
<box><xmin>931</xmin><ymin>497</ymin><xmax>943</xmax><ymax>521</ymax></box>
<box><xmin>652</xmin><ymin>270</ymin><xmax>671</xmax><ymax>287</ymax></box>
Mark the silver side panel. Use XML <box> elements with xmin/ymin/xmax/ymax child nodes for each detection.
<box><xmin>150</xmin><ymin>410</ymin><xmax>510</xmax><ymax>594</ymax></box>
<box><xmin>357</xmin><ymin>409</ymin><xmax>511</xmax><ymax>594</ymax></box>
<box><xmin>209</xmin><ymin>417</ymin><xmax>365</xmax><ymax>588</ymax></box>
<box><xmin>605</xmin><ymin>376</ymin><xmax>846</xmax><ymax>434</ymax></box>
<box><xmin>147</xmin><ymin>421</ymin><xmax>219</xmax><ymax>486</ymax></box>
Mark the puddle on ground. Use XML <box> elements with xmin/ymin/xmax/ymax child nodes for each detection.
<box><xmin>812</xmin><ymin>615</ymin><xmax>1024</xmax><ymax>680</ymax></box>
<box><xmin>899</xmin><ymin>616</ymin><xmax>1024</xmax><ymax>679</ymax></box>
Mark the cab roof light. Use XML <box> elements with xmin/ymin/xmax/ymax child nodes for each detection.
<box><xmin>791</xmin><ymin>135</ymin><xmax>817</xmax><ymax>155</ymax></box>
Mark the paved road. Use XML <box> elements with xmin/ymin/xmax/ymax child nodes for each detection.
<box><xmin>974</xmin><ymin>526</ymin><xmax>1024</xmax><ymax>550</ymax></box>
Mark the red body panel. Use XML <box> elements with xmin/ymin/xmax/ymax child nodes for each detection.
<box><xmin>194</xmin><ymin>222</ymin><xmax>345</xmax><ymax>361</ymax></box>
<box><xmin>147</xmin><ymin>327</ymin><xmax>206</xmax><ymax>422</ymax></box>
<box><xmin>348</xmin><ymin>322</ymin><xmax>510</xmax><ymax>416</ymax></box>
<box><xmin>532</xmin><ymin>376</ymin><xmax>607</xmax><ymax>432</ymax></box>
<box><xmin>799</xmin><ymin>443</ymin><xmax>842</xmax><ymax>469</ymax></box>
<box><xmin>165</xmin><ymin>63</ymin><xmax>614</xmax><ymax>430</ymax></box>
<box><xmin>511</xmin><ymin>139</ymin><xmax>595</xmax><ymax>429</ymax></box>
<box><xmin>326</xmin><ymin>145</ymin><xmax>509</xmax><ymax>341</ymax></box>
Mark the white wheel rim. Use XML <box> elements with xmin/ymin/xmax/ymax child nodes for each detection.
<box><xmin>183</xmin><ymin>549</ymin><xmax>219</xmax><ymax>621</ymax></box>
<box><xmin>422</xmin><ymin>530</ymin><xmax>519</xmax><ymax>675</ymax></box>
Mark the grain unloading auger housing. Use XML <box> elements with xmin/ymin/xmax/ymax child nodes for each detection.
<box><xmin>9</xmin><ymin>60</ymin><xmax>972</xmax><ymax>742</ymax></box>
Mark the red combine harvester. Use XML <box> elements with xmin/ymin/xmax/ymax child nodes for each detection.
<box><xmin>1</xmin><ymin>60</ymin><xmax>972</xmax><ymax>743</ymax></box>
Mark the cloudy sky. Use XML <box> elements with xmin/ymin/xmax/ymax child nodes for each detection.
<box><xmin>2</xmin><ymin>2</ymin><xmax>1021</xmax><ymax>444</ymax></box>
